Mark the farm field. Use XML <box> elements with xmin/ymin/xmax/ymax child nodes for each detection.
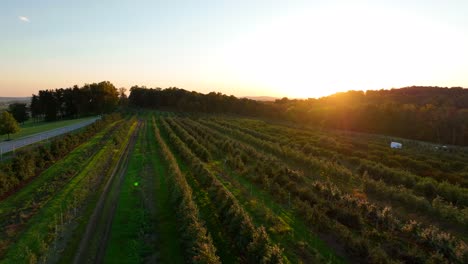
<box><xmin>0</xmin><ymin>112</ymin><xmax>467</xmax><ymax>263</ymax></box>
<box><xmin>3</xmin><ymin>1</ymin><xmax>468</xmax><ymax>262</ymax></box>
<box><xmin>0</xmin><ymin>115</ymin><xmax>137</xmax><ymax>263</ymax></box>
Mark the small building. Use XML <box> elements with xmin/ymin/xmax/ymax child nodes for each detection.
<box><xmin>390</xmin><ymin>142</ymin><xmax>402</xmax><ymax>149</ymax></box>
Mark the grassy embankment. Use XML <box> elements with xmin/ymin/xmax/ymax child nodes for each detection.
<box><xmin>1</xmin><ymin>120</ymin><xmax>133</xmax><ymax>263</ymax></box>
<box><xmin>0</xmin><ymin>121</ymin><xmax>117</xmax><ymax>258</ymax></box>
<box><xmin>0</xmin><ymin>116</ymin><xmax>96</xmax><ymax>141</ymax></box>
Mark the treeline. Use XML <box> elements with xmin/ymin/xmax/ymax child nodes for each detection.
<box><xmin>128</xmin><ymin>86</ymin><xmax>468</xmax><ymax>146</ymax></box>
<box><xmin>30</xmin><ymin>81</ymin><xmax>121</xmax><ymax>121</ymax></box>
<box><xmin>283</xmin><ymin>87</ymin><xmax>468</xmax><ymax>146</ymax></box>
<box><xmin>128</xmin><ymin>86</ymin><xmax>282</xmax><ymax>118</ymax></box>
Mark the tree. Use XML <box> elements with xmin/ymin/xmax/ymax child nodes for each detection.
<box><xmin>8</xmin><ymin>103</ymin><xmax>29</xmax><ymax>124</ymax></box>
<box><xmin>118</xmin><ymin>87</ymin><xmax>128</xmax><ymax>106</ymax></box>
<box><xmin>30</xmin><ymin>94</ymin><xmax>43</xmax><ymax>121</ymax></box>
<box><xmin>62</xmin><ymin>88</ymin><xmax>78</xmax><ymax>118</ymax></box>
<box><xmin>87</xmin><ymin>81</ymin><xmax>119</xmax><ymax>114</ymax></box>
<box><xmin>39</xmin><ymin>90</ymin><xmax>59</xmax><ymax>121</ymax></box>
<box><xmin>0</xmin><ymin>111</ymin><xmax>20</xmax><ymax>140</ymax></box>
<box><xmin>31</xmin><ymin>81</ymin><xmax>120</xmax><ymax>121</ymax></box>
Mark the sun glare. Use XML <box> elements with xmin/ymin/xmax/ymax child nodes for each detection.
<box><xmin>214</xmin><ymin>4</ymin><xmax>468</xmax><ymax>98</ymax></box>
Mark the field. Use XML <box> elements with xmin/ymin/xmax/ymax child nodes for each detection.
<box><xmin>0</xmin><ymin>97</ymin><xmax>30</xmax><ymax>112</ymax></box>
<box><xmin>0</xmin><ymin>112</ymin><xmax>467</xmax><ymax>263</ymax></box>
<box><xmin>0</xmin><ymin>116</ymin><xmax>97</xmax><ymax>141</ymax></box>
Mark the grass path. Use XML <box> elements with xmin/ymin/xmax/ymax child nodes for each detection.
<box><xmin>147</xmin><ymin>118</ymin><xmax>185</xmax><ymax>264</ymax></box>
<box><xmin>104</xmin><ymin>122</ymin><xmax>155</xmax><ymax>263</ymax></box>
<box><xmin>72</xmin><ymin>121</ymin><xmax>138</xmax><ymax>263</ymax></box>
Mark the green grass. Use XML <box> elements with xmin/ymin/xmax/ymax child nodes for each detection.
<box><xmin>66</xmin><ymin>120</ymin><xmax>137</xmax><ymax>263</ymax></box>
<box><xmin>104</xmin><ymin>125</ymin><xmax>152</xmax><ymax>263</ymax></box>
<box><xmin>56</xmin><ymin>187</ymin><xmax>101</xmax><ymax>264</ymax></box>
<box><xmin>104</xmin><ymin>116</ymin><xmax>184</xmax><ymax>263</ymax></box>
<box><xmin>147</xmin><ymin>119</ymin><xmax>185</xmax><ymax>264</ymax></box>
<box><xmin>0</xmin><ymin>116</ymin><xmax>96</xmax><ymax>141</ymax></box>
<box><xmin>2</xmin><ymin>120</ymin><xmax>137</xmax><ymax>263</ymax></box>
<box><xmin>2</xmin><ymin>143</ymin><xmax>111</xmax><ymax>263</ymax></box>
<box><xmin>0</xmin><ymin>124</ymin><xmax>110</xmax><ymax>213</ymax></box>
<box><xmin>0</xmin><ymin>122</ymin><xmax>118</xmax><ymax>261</ymax></box>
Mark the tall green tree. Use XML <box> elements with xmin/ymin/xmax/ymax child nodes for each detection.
<box><xmin>8</xmin><ymin>103</ymin><xmax>29</xmax><ymax>124</ymax></box>
<box><xmin>31</xmin><ymin>81</ymin><xmax>120</xmax><ymax>120</ymax></box>
<box><xmin>118</xmin><ymin>87</ymin><xmax>128</xmax><ymax>107</ymax></box>
<box><xmin>30</xmin><ymin>94</ymin><xmax>43</xmax><ymax>121</ymax></box>
<box><xmin>39</xmin><ymin>90</ymin><xmax>59</xmax><ymax>121</ymax></box>
<box><xmin>0</xmin><ymin>111</ymin><xmax>20</xmax><ymax>140</ymax></box>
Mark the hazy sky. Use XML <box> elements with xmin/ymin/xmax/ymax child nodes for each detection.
<box><xmin>1</xmin><ymin>0</ymin><xmax>468</xmax><ymax>98</ymax></box>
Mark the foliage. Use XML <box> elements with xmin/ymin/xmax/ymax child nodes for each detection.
<box><xmin>2</xmin><ymin>110</ymin><xmax>467</xmax><ymax>263</ymax></box>
<box><xmin>31</xmin><ymin>81</ymin><xmax>119</xmax><ymax>121</ymax></box>
<box><xmin>128</xmin><ymin>86</ymin><xmax>282</xmax><ymax>118</ymax></box>
<box><xmin>0</xmin><ymin>111</ymin><xmax>20</xmax><ymax>140</ymax></box>
<box><xmin>151</xmin><ymin>117</ymin><xmax>221</xmax><ymax>263</ymax></box>
<box><xmin>2</xmin><ymin>118</ymin><xmax>136</xmax><ymax>262</ymax></box>
<box><xmin>129</xmin><ymin>86</ymin><xmax>468</xmax><ymax>146</ymax></box>
<box><xmin>0</xmin><ymin>113</ymin><xmax>121</xmax><ymax>197</ymax></box>
<box><xmin>7</xmin><ymin>103</ymin><xmax>29</xmax><ymax>124</ymax></box>
<box><xmin>158</xmin><ymin>117</ymin><xmax>284</xmax><ymax>263</ymax></box>
<box><xmin>172</xmin><ymin>115</ymin><xmax>468</xmax><ymax>263</ymax></box>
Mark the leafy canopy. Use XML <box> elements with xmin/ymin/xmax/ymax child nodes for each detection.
<box><xmin>0</xmin><ymin>111</ymin><xmax>20</xmax><ymax>139</ymax></box>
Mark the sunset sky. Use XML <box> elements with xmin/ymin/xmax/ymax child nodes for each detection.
<box><xmin>1</xmin><ymin>0</ymin><xmax>468</xmax><ymax>98</ymax></box>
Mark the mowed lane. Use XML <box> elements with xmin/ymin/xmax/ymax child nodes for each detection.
<box><xmin>0</xmin><ymin>117</ymin><xmax>99</xmax><ymax>154</ymax></box>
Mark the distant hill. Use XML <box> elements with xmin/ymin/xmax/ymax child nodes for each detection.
<box><xmin>0</xmin><ymin>97</ymin><xmax>30</xmax><ymax>110</ymax></box>
<box><xmin>277</xmin><ymin>86</ymin><xmax>468</xmax><ymax>145</ymax></box>
<box><xmin>129</xmin><ymin>85</ymin><xmax>468</xmax><ymax>146</ymax></box>
<box><xmin>242</xmin><ymin>96</ymin><xmax>278</xmax><ymax>101</ymax></box>
<box><xmin>0</xmin><ymin>97</ymin><xmax>30</xmax><ymax>103</ymax></box>
<box><xmin>321</xmin><ymin>86</ymin><xmax>468</xmax><ymax>107</ymax></box>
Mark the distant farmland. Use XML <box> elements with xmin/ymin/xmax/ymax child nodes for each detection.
<box><xmin>0</xmin><ymin>97</ymin><xmax>30</xmax><ymax>110</ymax></box>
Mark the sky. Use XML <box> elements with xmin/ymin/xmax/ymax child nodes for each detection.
<box><xmin>1</xmin><ymin>0</ymin><xmax>468</xmax><ymax>98</ymax></box>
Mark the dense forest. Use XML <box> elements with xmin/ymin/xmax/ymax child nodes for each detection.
<box><xmin>30</xmin><ymin>81</ymin><xmax>122</xmax><ymax>121</ymax></box>
<box><xmin>128</xmin><ymin>86</ymin><xmax>280</xmax><ymax>117</ymax></box>
<box><xmin>129</xmin><ymin>86</ymin><xmax>468</xmax><ymax>146</ymax></box>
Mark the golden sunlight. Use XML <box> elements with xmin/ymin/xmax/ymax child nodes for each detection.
<box><xmin>215</xmin><ymin>4</ymin><xmax>468</xmax><ymax>98</ymax></box>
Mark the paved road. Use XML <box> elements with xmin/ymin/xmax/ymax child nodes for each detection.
<box><xmin>0</xmin><ymin>117</ymin><xmax>99</xmax><ymax>155</ymax></box>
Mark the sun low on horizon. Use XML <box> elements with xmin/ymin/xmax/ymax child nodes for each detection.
<box><xmin>1</xmin><ymin>0</ymin><xmax>468</xmax><ymax>99</ymax></box>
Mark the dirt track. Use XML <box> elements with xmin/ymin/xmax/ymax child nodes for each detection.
<box><xmin>72</xmin><ymin>122</ymin><xmax>140</xmax><ymax>264</ymax></box>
